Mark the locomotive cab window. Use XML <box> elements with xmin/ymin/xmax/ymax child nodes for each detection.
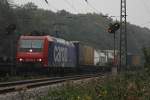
<box><xmin>18</xmin><ymin>39</ymin><xmax>44</xmax><ymax>52</ymax></box>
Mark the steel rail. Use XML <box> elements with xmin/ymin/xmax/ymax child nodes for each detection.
<box><xmin>0</xmin><ymin>77</ymin><xmax>61</xmax><ymax>87</ymax></box>
<box><xmin>0</xmin><ymin>73</ymin><xmax>103</xmax><ymax>94</ymax></box>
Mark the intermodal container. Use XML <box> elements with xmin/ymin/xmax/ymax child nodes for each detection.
<box><xmin>73</xmin><ymin>42</ymin><xmax>94</xmax><ymax>66</ymax></box>
<box><xmin>83</xmin><ymin>45</ymin><xmax>94</xmax><ymax>65</ymax></box>
<box><xmin>127</xmin><ymin>54</ymin><xmax>141</xmax><ymax>66</ymax></box>
<box><xmin>94</xmin><ymin>50</ymin><xmax>99</xmax><ymax>65</ymax></box>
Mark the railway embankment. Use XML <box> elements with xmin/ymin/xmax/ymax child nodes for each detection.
<box><xmin>40</xmin><ymin>70</ymin><xmax>150</xmax><ymax>100</ymax></box>
<box><xmin>0</xmin><ymin>70</ymin><xmax>150</xmax><ymax>100</ymax></box>
<box><xmin>0</xmin><ymin>74</ymin><xmax>102</xmax><ymax>100</ymax></box>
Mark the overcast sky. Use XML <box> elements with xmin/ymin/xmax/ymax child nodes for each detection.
<box><xmin>13</xmin><ymin>0</ymin><xmax>150</xmax><ymax>29</ymax></box>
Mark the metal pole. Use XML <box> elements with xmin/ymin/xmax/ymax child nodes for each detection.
<box><xmin>112</xmin><ymin>32</ymin><xmax>118</xmax><ymax>75</ymax></box>
<box><xmin>120</xmin><ymin>0</ymin><xmax>127</xmax><ymax>70</ymax></box>
<box><xmin>114</xmin><ymin>32</ymin><xmax>116</xmax><ymax>67</ymax></box>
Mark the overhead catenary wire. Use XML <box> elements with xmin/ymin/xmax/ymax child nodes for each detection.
<box><xmin>137</xmin><ymin>0</ymin><xmax>150</xmax><ymax>17</ymax></box>
<box><xmin>140</xmin><ymin>21</ymin><xmax>150</xmax><ymax>26</ymax></box>
<box><xmin>72</xmin><ymin>0</ymin><xmax>87</xmax><ymax>14</ymax></box>
<box><xmin>43</xmin><ymin>0</ymin><xmax>58</xmax><ymax>12</ymax></box>
<box><xmin>62</xmin><ymin>0</ymin><xmax>79</xmax><ymax>14</ymax></box>
<box><xmin>141</xmin><ymin>0</ymin><xmax>150</xmax><ymax>16</ymax></box>
<box><xmin>43</xmin><ymin>0</ymin><xmax>101</xmax><ymax>14</ymax></box>
<box><xmin>43</xmin><ymin>0</ymin><xmax>85</xmax><ymax>14</ymax></box>
<box><xmin>137</xmin><ymin>0</ymin><xmax>150</xmax><ymax>27</ymax></box>
<box><xmin>45</xmin><ymin>0</ymin><xmax>48</xmax><ymax>4</ymax></box>
<box><xmin>84</xmin><ymin>0</ymin><xmax>101</xmax><ymax>14</ymax></box>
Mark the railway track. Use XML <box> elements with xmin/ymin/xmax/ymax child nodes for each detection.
<box><xmin>0</xmin><ymin>73</ymin><xmax>103</xmax><ymax>94</ymax></box>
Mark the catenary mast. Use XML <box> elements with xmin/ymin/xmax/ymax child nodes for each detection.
<box><xmin>120</xmin><ymin>0</ymin><xmax>127</xmax><ymax>70</ymax></box>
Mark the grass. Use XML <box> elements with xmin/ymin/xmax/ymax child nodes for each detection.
<box><xmin>39</xmin><ymin>70</ymin><xmax>150</xmax><ymax>100</ymax></box>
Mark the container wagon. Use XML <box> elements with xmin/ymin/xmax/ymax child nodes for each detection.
<box><xmin>73</xmin><ymin>42</ymin><xmax>94</xmax><ymax>67</ymax></box>
<box><xmin>127</xmin><ymin>54</ymin><xmax>142</xmax><ymax>67</ymax></box>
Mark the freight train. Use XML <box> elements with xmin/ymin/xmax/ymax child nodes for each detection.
<box><xmin>16</xmin><ymin>35</ymin><xmax>112</xmax><ymax>74</ymax></box>
<box><xmin>0</xmin><ymin>35</ymin><xmax>142</xmax><ymax>75</ymax></box>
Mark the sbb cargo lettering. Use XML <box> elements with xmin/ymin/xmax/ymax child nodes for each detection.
<box><xmin>54</xmin><ymin>46</ymin><xmax>68</xmax><ymax>63</ymax></box>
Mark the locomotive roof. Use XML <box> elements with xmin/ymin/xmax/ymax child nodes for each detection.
<box><xmin>19</xmin><ymin>35</ymin><xmax>74</xmax><ymax>46</ymax></box>
<box><xmin>19</xmin><ymin>35</ymin><xmax>53</xmax><ymax>41</ymax></box>
<box><xmin>53</xmin><ymin>37</ymin><xmax>65</xmax><ymax>43</ymax></box>
<box><xmin>53</xmin><ymin>37</ymin><xmax>74</xmax><ymax>46</ymax></box>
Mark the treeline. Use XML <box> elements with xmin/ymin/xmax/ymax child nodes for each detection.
<box><xmin>0</xmin><ymin>1</ymin><xmax>150</xmax><ymax>57</ymax></box>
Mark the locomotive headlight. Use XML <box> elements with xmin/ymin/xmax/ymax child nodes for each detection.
<box><xmin>29</xmin><ymin>49</ymin><xmax>33</xmax><ymax>52</ymax></box>
<box><xmin>38</xmin><ymin>58</ymin><xmax>42</xmax><ymax>62</ymax></box>
<box><xmin>19</xmin><ymin>58</ymin><xmax>23</xmax><ymax>62</ymax></box>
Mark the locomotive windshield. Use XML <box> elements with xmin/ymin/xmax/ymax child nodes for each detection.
<box><xmin>18</xmin><ymin>39</ymin><xmax>44</xmax><ymax>52</ymax></box>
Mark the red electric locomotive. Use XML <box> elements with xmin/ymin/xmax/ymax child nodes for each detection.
<box><xmin>16</xmin><ymin>35</ymin><xmax>77</xmax><ymax>69</ymax></box>
<box><xmin>16</xmin><ymin>35</ymin><xmax>52</xmax><ymax>67</ymax></box>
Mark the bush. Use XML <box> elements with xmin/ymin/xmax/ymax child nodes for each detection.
<box><xmin>143</xmin><ymin>47</ymin><xmax>150</xmax><ymax>74</ymax></box>
<box><xmin>39</xmin><ymin>71</ymin><xmax>150</xmax><ymax>100</ymax></box>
